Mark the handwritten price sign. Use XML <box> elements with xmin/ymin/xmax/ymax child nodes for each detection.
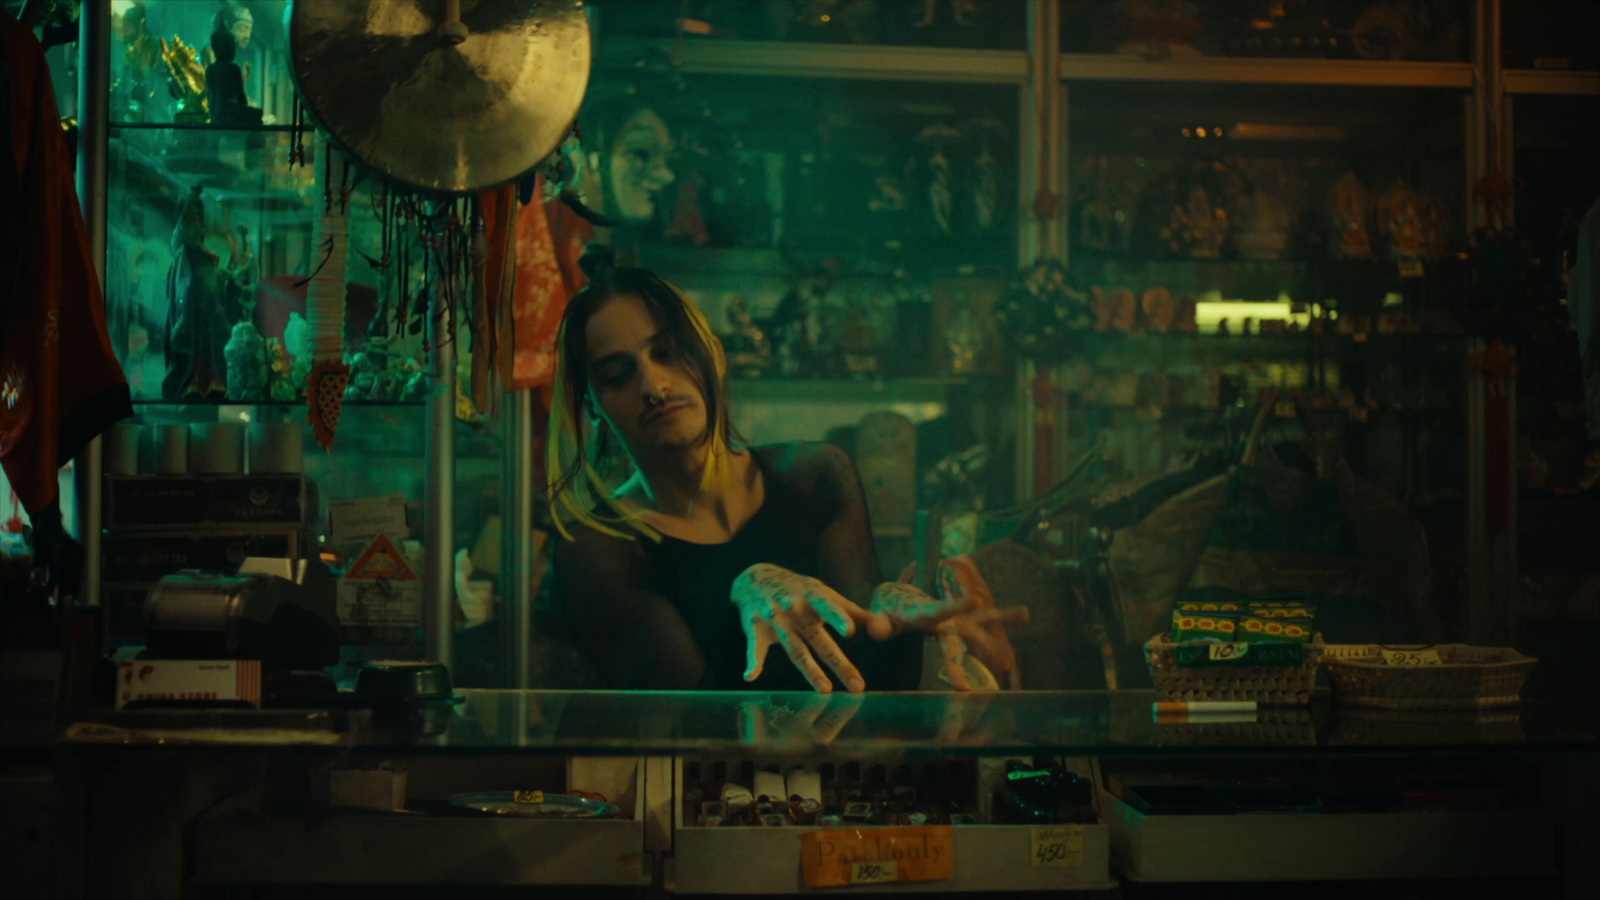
<box><xmin>512</xmin><ymin>790</ymin><xmax>545</xmax><ymax>804</ymax></box>
<box><xmin>1207</xmin><ymin>642</ymin><xmax>1250</xmax><ymax>661</ymax></box>
<box><xmin>1031</xmin><ymin>826</ymin><xmax>1084</xmax><ymax>868</ymax></box>
<box><xmin>850</xmin><ymin>861</ymin><xmax>899</xmax><ymax>884</ymax></box>
<box><xmin>1383</xmin><ymin>649</ymin><xmax>1442</xmax><ymax>667</ymax></box>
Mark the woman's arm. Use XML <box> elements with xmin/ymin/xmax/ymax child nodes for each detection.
<box><xmin>553</xmin><ymin>526</ymin><xmax>706</xmax><ymax>690</ymax></box>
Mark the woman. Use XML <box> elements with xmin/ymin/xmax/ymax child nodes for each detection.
<box><xmin>548</xmin><ymin>246</ymin><xmax>1024</xmax><ymax>692</ymax></box>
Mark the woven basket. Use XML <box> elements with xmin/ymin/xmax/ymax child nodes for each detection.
<box><xmin>1145</xmin><ymin>634</ymin><xmax>1324</xmax><ymax>705</ymax></box>
<box><xmin>1324</xmin><ymin>707</ymin><xmax>1526</xmax><ymax>746</ymax></box>
<box><xmin>1322</xmin><ymin>644</ymin><xmax>1538</xmax><ymax>709</ymax></box>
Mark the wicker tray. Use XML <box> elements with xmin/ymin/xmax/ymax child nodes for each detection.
<box><xmin>1144</xmin><ymin>634</ymin><xmax>1324</xmax><ymax>705</ymax></box>
<box><xmin>1321</xmin><ymin>644</ymin><xmax>1538</xmax><ymax>709</ymax></box>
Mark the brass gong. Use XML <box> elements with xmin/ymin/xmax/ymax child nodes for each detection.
<box><xmin>288</xmin><ymin>0</ymin><xmax>591</xmax><ymax>195</ymax></box>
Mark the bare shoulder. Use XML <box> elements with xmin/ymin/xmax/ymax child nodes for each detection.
<box><xmin>755</xmin><ymin>441</ymin><xmax>859</xmax><ymax>506</ymax></box>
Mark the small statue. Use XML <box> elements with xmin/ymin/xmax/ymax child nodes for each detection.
<box><xmin>1376</xmin><ymin>179</ymin><xmax>1436</xmax><ymax>261</ymax></box>
<box><xmin>114</xmin><ymin>4</ymin><xmax>163</xmax><ymax>121</ymax></box>
<box><xmin>721</xmin><ymin>296</ymin><xmax>772</xmax><ymax>379</ymax></box>
<box><xmin>159</xmin><ymin>35</ymin><xmax>208</xmax><ymax>124</ymax></box>
<box><xmin>1164</xmin><ymin>184</ymin><xmax>1229</xmax><ymax>258</ymax></box>
<box><xmin>204</xmin><ymin>28</ymin><xmax>261</xmax><ymax>127</ymax></box>
<box><xmin>163</xmin><ymin>188</ymin><xmax>249</xmax><ymax>400</ymax></box>
<box><xmin>1327</xmin><ymin>172</ymin><xmax>1373</xmax><ymax>260</ymax></box>
<box><xmin>224</xmin><ymin>321</ymin><xmax>269</xmax><ymax>401</ymax></box>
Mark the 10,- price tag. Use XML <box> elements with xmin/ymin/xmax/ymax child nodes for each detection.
<box><xmin>1383</xmin><ymin>649</ymin><xmax>1442</xmax><ymax>666</ymax></box>
<box><xmin>1208</xmin><ymin>643</ymin><xmax>1250</xmax><ymax>661</ymax></box>
<box><xmin>850</xmin><ymin>861</ymin><xmax>899</xmax><ymax>884</ymax></box>
<box><xmin>1031</xmin><ymin>826</ymin><xmax>1084</xmax><ymax>868</ymax></box>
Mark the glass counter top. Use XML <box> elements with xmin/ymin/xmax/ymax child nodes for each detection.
<box><xmin>63</xmin><ymin>690</ymin><xmax>1600</xmax><ymax>757</ymax></box>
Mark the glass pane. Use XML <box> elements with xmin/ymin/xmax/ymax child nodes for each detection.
<box><xmin>1062</xmin><ymin>0</ymin><xmax>1469</xmax><ymax>62</ymax></box>
<box><xmin>592</xmin><ymin>0</ymin><xmax>1026</xmax><ymax>50</ymax></box>
<box><xmin>1037</xmin><ymin>79</ymin><xmax>1473</xmax><ymax>687</ymax></box>
<box><xmin>110</xmin><ymin>0</ymin><xmax>294</xmax><ymax>126</ymax></box>
<box><xmin>1511</xmin><ymin>93</ymin><xmax>1600</xmax><ymax>715</ymax></box>
<box><xmin>1502</xmin><ymin>0</ymin><xmax>1600</xmax><ymax>71</ymax></box>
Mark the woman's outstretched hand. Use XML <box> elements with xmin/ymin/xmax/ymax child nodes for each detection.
<box><xmin>731</xmin><ymin>563</ymin><xmax>874</xmax><ymax>694</ymax></box>
<box><xmin>878</xmin><ymin>557</ymin><xmax>1030</xmax><ymax>691</ymax></box>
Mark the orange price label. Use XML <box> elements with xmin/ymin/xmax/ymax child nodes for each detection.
<box><xmin>800</xmin><ymin>826</ymin><xmax>954</xmax><ymax>889</ymax></box>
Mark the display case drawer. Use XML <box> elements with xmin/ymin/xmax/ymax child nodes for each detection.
<box><xmin>1098</xmin><ymin>790</ymin><xmax>1556</xmax><ymax>882</ymax></box>
<box><xmin>193</xmin><ymin>757</ymin><xmax>648</xmax><ymax>886</ymax></box>
<box><xmin>192</xmin><ymin>815</ymin><xmax>649</xmax><ymax>885</ymax></box>
<box><xmin>671</xmin><ymin>757</ymin><xmax>1116</xmax><ymax>894</ymax></box>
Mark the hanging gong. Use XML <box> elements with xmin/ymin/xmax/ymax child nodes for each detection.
<box><xmin>288</xmin><ymin>0</ymin><xmax>591</xmax><ymax>195</ymax></box>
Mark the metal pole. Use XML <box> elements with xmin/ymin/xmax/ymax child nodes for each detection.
<box><xmin>72</xmin><ymin>0</ymin><xmax>111</xmax><ymax>608</ymax></box>
<box><xmin>500</xmin><ymin>385</ymin><xmax>535</xmax><ymax>689</ymax></box>
<box><xmin>424</xmin><ymin>285</ymin><xmax>456</xmax><ymax>671</ymax></box>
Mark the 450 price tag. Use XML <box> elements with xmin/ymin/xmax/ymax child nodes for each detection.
<box><xmin>1030</xmin><ymin>826</ymin><xmax>1084</xmax><ymax>868</ymax></box>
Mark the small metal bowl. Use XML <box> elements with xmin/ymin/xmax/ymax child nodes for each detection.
<box><xmin>356</xmin><ymin>660</ymin><xmax>455</xmax><ymax>701</ymax></box>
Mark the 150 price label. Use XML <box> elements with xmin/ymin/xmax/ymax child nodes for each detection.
<box><xmin>850</xmin><ymin>861</ymin><xmax>899</xmax><ymax>884</ymax></box>
<box><xmin>1383</xmin><ymin>649</ymin><xmax>1442</xmax><ymax>667</ymax></box>
<box><xmin>1031</xmin><ymin>826</ymin><xmax>1084</xmax><ymax>868</ymax></box>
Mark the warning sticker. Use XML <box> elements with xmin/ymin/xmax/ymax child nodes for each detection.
<box><xmin>338</xmin><ymin>533</ymin><xmax>422</xmax><ymax>627</ymax></box>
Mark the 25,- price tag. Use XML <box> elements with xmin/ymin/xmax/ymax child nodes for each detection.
<box><xmin>1031</xmin><ymin>826</ymin><xmax>1084</xmax><ymax>868</ymax></box>
<box><xmin>800</xmin><ymin>826</ymin><xmax>954</xmax><ymax>889</ymax></box>
<box><xmin>1383</xmin><ymin>649</ymin><xmax>1442</xmax><ymax>666</ymax></box>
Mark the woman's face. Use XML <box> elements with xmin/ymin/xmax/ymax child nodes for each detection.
<box><xmin>584</xmin><ymin>293</ymin><xmax>708</xmax><ymax>457</ymax></box>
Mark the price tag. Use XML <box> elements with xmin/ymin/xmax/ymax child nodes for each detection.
<box><xmin>1383</xmin><ymin>649</ymin><xmax>1442</xmax><ymax>667</ymax></box>
<box><xmin>800</xmin><ymin>826</ymin><xmax>954</xmax><ymax>889</ymax></box>
<box><xmin>1398</xmin><ymin>259</ymin><xmax>1425</xmax><ymax>278</ymax></box>
<box><xmin>1207</xmin><ymin>642</ymin><xmax>1250</xmax><ymax>661</ymax></box>
<box><xmin>1031</xmin><ymin>826</ymin><xmax>1084</xmax><ymax>868</ymax></box>
<box><xmin>513</xmin><ymin>790</ymin><xmax>545</xmax><ymax>805</ymax></box>
<box><xmin>850</xmin><ymin>861</ymin><xmax>899</xmax><ymax>884</ymax></box>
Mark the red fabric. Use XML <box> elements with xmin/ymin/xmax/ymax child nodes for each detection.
<box><xmin>1</xmin><ymin>13</ymin><xmax>131</xmax><ymax>515</ymax></box>
<box><xmin>482</xmin><ymin>178</ymin><xmax>592</xmax><ymax>391</ymax></box>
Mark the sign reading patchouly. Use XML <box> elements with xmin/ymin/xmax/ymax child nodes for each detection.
<box><xmin>799</xmin><ymin>826</ymin><xmax>954</xmax><ymax>889</ymax></box>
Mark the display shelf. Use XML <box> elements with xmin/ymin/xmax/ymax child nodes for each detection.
<box><xmin>109</xmin><ymin>121</ymin><xmax>299</xmax><ymax>131</ymax></box>
<box><xmin>596</xmin><ymin>37</ymin><xmax>1028</xmax><ymax>85</ymax></box>
<box><xmin>670</xmin><ymin>754</ymin><xmax>1117</xmax><ymax>895</ymax></box>
<box><xmin>1057</xmin><ymin>54</ymin><xmax>1472</xmax><ymax>89</ymax></box>
<box><xmin>1503</xmin><ymin>69</ymin><xmax>1600</xmax><ymax>96</ymax></box>
<box><xmin>129</xmin><ymin>399</ymin><xmax>423</xmax><ymax>408</ymax></box>
<box><xmin>192</xmin><ymin>758</ymin><xmax>649</xmax><ymax>887</ymax></box>
<box><xmin>1096</xmin><ymin>784</ymin><xmax>1556</xmax><ymax>883</ymax></box>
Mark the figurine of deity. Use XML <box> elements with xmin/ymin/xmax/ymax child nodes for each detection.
<box><xmin>204</xmin><ymin>28</ymin><xmax>261</xmax><ymax>127</ymax></box>
<box><xmin>721</xmin><ymin>296</ymin><xmax>773</xmax><ymax>379</ymax></box>
<box><xmin>1165</xmin><ymin>184</ymin><xmax>1229</xmax><ymax>258</ymax></box>
<box><xmin>163</xmin><ymin>188</ymin><xmax>250</xmax><ymax>400</ymax></box>
<box><xmin>224</xmin><ymin>322</ymin><xmax>269</xmax><ymax>401</ymax></box>
<box><xmin>159</xmin><ymin>35</ymin><xmax>208</xmax><ymax>124</ymax></box>
<box><xmin>114</xmin><ymin>4</ymin><xmax>163</xmax><ymax>121</ymax></box>
<box><xmin>1376</xmin><ymin>179</ymin><xmax>1437</xmax><ymax>261</ymax></box>
<box><xmin>1327</xmin><ymin>172</ymin><xmax>1373</xmax><ymax>260</ymax></box>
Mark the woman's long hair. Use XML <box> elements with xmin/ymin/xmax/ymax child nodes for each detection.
<box><xmin>547</xmin><ymin>244</ymin><xmax>734</xmax><ymax>541</ymax></box>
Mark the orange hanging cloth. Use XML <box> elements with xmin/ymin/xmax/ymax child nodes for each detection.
<box><xmin>481</xmin><ymin>177</ymin><xmax>592</xmax><ymax>392</ymax></box>
<box><xmin>0</xmin><ymin>12</ymin><xmax>132</xmax><ymax>516</ymax></box>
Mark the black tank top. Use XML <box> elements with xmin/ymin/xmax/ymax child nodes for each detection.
<box><xmin>553</xmin><ymin>448</ymin><xmax>921</xmax><ymax>691</ymax></box>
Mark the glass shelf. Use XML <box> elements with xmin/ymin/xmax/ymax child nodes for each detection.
<box><xmin>64</xmin><ymin>690</ymin><xmax>1600</xmax><ymax>757</ymax></box>
<box><xmin>109</xmin><ymin>122</ymin><xmax>299</xmax><ymax>132</ymax></box>
<box><xmin>129</xmin><ymin>399</ymin><xmax>423</xmax><ymax>408</ymax></box>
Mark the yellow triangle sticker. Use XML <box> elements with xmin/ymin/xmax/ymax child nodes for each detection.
<box><xmin>345</xmin><ymin>533</ymin><xmax>418</xmax><ymax>581</ymax></box>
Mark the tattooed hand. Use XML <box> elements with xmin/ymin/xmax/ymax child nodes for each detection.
<box><xmin>879</xmin><ymin>557</ymin><xmax>1030</xmax><ymax>692</ymax></box>
<box><xmin>731</xmin><ymin>563</ymin><xmax>875</xmax><ymax>693</ymax></box>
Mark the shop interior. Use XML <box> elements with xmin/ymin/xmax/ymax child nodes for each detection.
<box><xmin>1</xmin><ymin>1</ymin><xmax>1598</xmax><ymax>897</ymax></box>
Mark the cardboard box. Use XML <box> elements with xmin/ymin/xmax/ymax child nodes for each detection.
<box><xmin>115</xmin><ymin>660</ymin><xmax>262</xmax><ymax>709</ymax></box>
